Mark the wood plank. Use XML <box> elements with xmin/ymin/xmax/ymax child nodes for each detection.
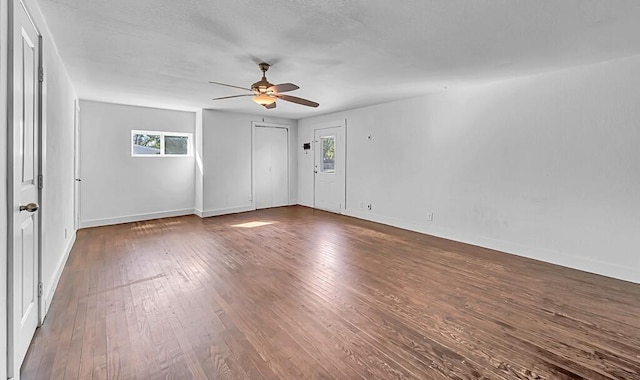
<box><xmin>21</xmin><ymin>206</ymin><xmax>640</xmax><ymax>379</ymax></box>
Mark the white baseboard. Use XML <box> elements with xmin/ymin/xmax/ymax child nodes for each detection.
<box><xmin>476</xmin><ymin>238</ymin><xmax>638</xmax><ymax>284</ymax></box>
<box><xmin>79</xmin><ymin>208</ymin><xmax>195</xmax><ymax>228</ymax></box>
<box><xmin>342</xmin><ymin>208</ymin><xmax>640</xmax><ymax>284</ymax></box>
<box><xmin>297</xmin><ymin>199</ymin><xmax>313</xmax><ymax>208</ymax></box>
<box><xmin>200</xmin><ymin>205</ymin><xmax>255</xmax><ymax>218</ymax></box>
<box><xmin>44</xmin><ymin>230</ymin><xmax>77</xmax><ymax>318</ymax></box>
<box><xmin>80</xmin><ymin>204</ymin><xmax>265</xmax><ymax>225</ymax></box>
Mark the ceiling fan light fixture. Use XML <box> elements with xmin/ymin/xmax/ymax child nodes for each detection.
<box><xmin>210</xmin><ymin>62</ymin><xmax>318</xmax><ymax>108</ymax></box>
<box><xmin>252</xmin><ymin>94</ymin><xmax>276</xmax><ymax>105</ymax></box>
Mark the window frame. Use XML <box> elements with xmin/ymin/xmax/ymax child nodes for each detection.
<box><xmin>131</xmin><ymin>129</ymin><xmax>193</xmax><ymax>157</ymax></box>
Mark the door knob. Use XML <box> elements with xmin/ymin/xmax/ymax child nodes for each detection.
<box><xmin>19</xmin><ymin>202</ymin><xmax>39</xmax><ymax>213</ymax></box>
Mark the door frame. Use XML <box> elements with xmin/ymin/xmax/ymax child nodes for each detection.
<box><xmin>1</xmin><ymin>1</ymin><xmax>9</xmax><ymax>378</ymax></box>
<box><xmin>36</xmin><ymin>30</ymin><xmax>45</xmax><ymax>328</ymax></box>
<box><xmin>251</xmin><ymin>121</ymin><xmax>291</xmax><ymax>210</ymax></box>
<box><xmin>313</xmin><ymin>119</ymin><xmax>347</xmax><ymax>214</ymax></box>
<box><xmin>6</xmin><ymin>0</ymin><xmax>43</xmax><ymax>376</ymax></box>
<box><xmin>73</xmin><ymin>99</ymin><xmax>80</xmax><ymax>230</ymax></box>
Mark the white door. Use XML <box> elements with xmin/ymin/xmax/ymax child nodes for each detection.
<box><xmin>314</xmin><ymin>122</ymin><xmax>345</xmax><ymax>213</ymax></box>
<box><xmin>254</xmin><ymin>126</ymin><xmax>288</xmax><ymax>209</ymax></box>
<box><xmin>8</xmin><ymin>0</ymin><xmax>41</xmax><ymax>377</ymax></box>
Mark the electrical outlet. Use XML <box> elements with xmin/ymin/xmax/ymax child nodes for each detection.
<box><xmin>427</xmin><ymin>212</ymin><xmax>434</xmax><ymax>222</ymax></box>
<box><xmin>359</xmin><ymin>201</ymin><xmax>363</xmax><ymax>209</ymax></box>
<box><xmin>367</xmin><ymin>203</ymin><xmax>372</xmax><ymax>210</ymax></box>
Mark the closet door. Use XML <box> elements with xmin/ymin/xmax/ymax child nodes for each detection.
<box><xmin>254</xmin><ymin>126</ymin><xmax>288</xmax><ymax>209</ymax></box>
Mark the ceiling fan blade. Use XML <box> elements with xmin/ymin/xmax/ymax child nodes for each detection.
<box><xmin>268</xmin><ymin>83</ymin><xmax>299</xmax><ymax>93</ymax></box>
<box><xmin>212</xmin><ymin>94</ymin><xmax>253</xmax><ymax>100</ymax></box>
<box><xmin>263</xmin><ymin>102</ymin><xmax>276</xmax><ymax>109</ymax></box>
<box><xmin>276</xmin><ymin>94</ymin><xmax>319</xmax><ymax>108</ymax></box>
<box><xmin>208</xmin><ymin>81</ymin><xmax>252</xmax><ymax>91</ymax></box>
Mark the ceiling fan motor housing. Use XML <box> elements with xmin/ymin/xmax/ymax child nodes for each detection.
<box><xmin>252</xmin><ymin>79</ymin><xmax>273</xmax><ymax>94</ymax></box>
<box><xmin>252</xmin><ymin>63</ymin><xmax>274</xmax><ymax>94</ymax></box>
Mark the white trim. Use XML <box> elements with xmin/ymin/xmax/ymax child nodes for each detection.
<box><xmin>1</xmin><ymin>0</ymin><xmax>9</xmax><ymax>377</ymax></box>
<box><xmin>200</xmin><ymin>205</ymin><xmax>255</xmax><ymax>218</ymax></box>
<box><xmin>37</xmin><ymin>32</ymin><xmax>45</xmax><ymax>326</ymax></box>
<box><xmin>79</xmin><ymin>208</ymin><xmax>195</xmax><ymax>228</ymax></box>
<box><xmin>343</xmin><ymin>208</ymin><xmax>640</xmax><ymax>284</ymax></box>
<box><xmin>73</xmin><ymin>99</ymin><xmax>81</xmax><ymax>230</ymax></box>
<box><xmin>297</xmin><ymin>199</ymin><xmax>313</xmax><ymax>208</ymax></box>
<box><xmin>43</xmin><ymin>230</ymin><xmax>76</xmax><ymax>318</ymax></box>
<box><xmin>80</xmin><ymin>205</ymin><xmax>267</xmax><ymax>226</ymax></box>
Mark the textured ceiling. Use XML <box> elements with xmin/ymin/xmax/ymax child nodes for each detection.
<box><xmin>37</xmin><ymin>0</ymin><xmax>640</xmax><ymax>118</ymax></box>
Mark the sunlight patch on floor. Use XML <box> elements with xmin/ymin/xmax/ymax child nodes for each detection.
<box><xmin>231</xmin><ymin>221</ymin><xmax>276</xmax><ymax>228</ymax></box>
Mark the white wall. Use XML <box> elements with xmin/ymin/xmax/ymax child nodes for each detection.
<box><xmin>39</xmin><ymin>5</ymin><xmax>78</xmax><ymax>315</ymax></box>
<box><xmin>201</xmin><ymin>110</ymin><xmax>297</xmax><ymax>216</ymax></box>
<box><xmin>79</xmin><ymin>100</ymin><xmax>196</xmax><ymax>227</ymax></box>
<box><xmin>299</xmin><ymin>54</ymin><xmax>640</xmax><ymax>284</ymax></box>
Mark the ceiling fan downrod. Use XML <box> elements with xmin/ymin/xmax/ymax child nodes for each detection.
<box><xmin>253</xmin><ymin>62</ymin><xmax>273</xmax><ymax>94</ymax></box>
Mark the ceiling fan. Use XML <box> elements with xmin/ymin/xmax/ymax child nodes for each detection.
<box><xmin>209</xmin><ymin>62</ymin><xmax>319</xmax><ymax>109</ymax></box>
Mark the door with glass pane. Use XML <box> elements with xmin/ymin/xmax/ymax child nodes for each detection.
<box><xmin>314</xmin><ymin>124</ymin><xmax>345</xmax><ymax>213</ymax></box>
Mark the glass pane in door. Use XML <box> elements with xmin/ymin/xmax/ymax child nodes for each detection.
<box><xmin>320</xmin><ymin>135</ymin><xmax>335</xmax><ymax>173</ymax></box>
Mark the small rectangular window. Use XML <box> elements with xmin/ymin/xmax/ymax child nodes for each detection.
<box><xmin>131</xmin><ymin>130</ymin><xmax>192</xmax><ymax>157</ymax></box>
<box><xmin>164</xmin><ymin>135</ymin><xmax>189</xmax><ymax>155</ymax></box>
<box><xmin>132</xmin><ymin>133</ymin><xmax>161</xmax><ymax>155</ymax></box>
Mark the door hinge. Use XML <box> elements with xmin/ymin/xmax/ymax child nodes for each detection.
<box><xmin>39</xmin><ymin>67</ymin><xmax>44</xmax><ymax>82</ymax></box>
<box><xmin>38</xmin><ymin>174</ymin><xmax>44</xmax><ymax>189</ymax></box>
<box><xmin>38</xmin><ymin>282</ymin><xmax>43</xmax><ymax>297</ymax></box>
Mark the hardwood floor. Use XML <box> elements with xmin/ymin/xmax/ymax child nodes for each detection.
<box><xmin>21</xmin><ymin>206</ymin><xmax>640</xmax><ymax>379</ymax></box>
